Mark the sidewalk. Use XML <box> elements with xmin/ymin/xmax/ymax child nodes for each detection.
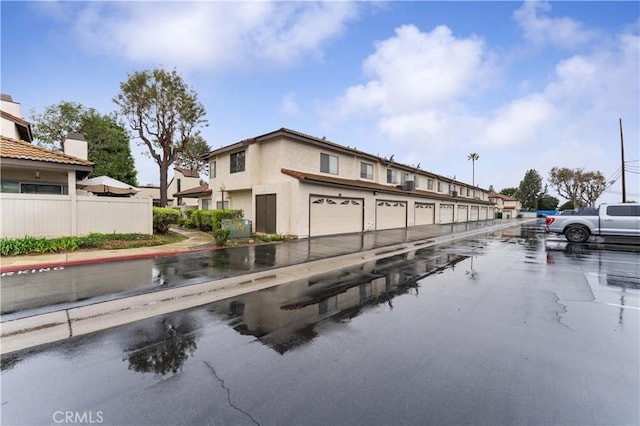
<box><xmin>0</xmin><ymin>226</ymin><xmax>215</xmax><ymax>271</ymax></box>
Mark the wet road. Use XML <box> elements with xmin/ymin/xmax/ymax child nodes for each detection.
<box><xmin>2</xmin><ymin>223</ymin><xmax>639</xmax><ymax>425</ymax></box>
<box><xmin>1</xmin><ymin>220</ymin><xmax>503</xmax><ymax>319</ymax></box>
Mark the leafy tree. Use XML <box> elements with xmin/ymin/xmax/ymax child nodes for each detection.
<box><xmin>548</xmin><ymin>167</ymin><xmax>609</xmax><ymax>208</ymax></box>
<box><xmin>31</xmin><ymin>101</ymin><xmax>95</xmax><ymax>150</ymax></box>
<box><xmin>114</xmin><ymin>68</ymin><xmax>207</xmax><ymax>206</ymax></box>
<box><xmin>174</xmin><ymin>134</ymin><xmax>210</xmax><ymax>175</ymax></box>
<box><xmin>500</xmin><ymin>187</ymin><xmax>519</xmax><ymax>197</ymax></box>
<box><xmin>518</xmin><ymin>169</ymin><xmax>543</xmax><ymax>210</ymax></box>
<box><xmin>30</xmin><ymin>102</ymin><xmax>137</xmax><ymax>185</ymax></box>
<box><xmin>82</xmin><ymin>113</ymin><xmax>138</xmax><ymax>186</ymax></box>
<box><xmin>558</xmin><ymin>201</ymin><xmax>574</xmax><ymax>211</ymax></box>
<box><xmin>537</xmin><ymin>193</ymin><xmax>559</xmax><ymax>210</ymax></box>
<box><xmin>467</xmin><ymin>153</ymin><xmax>479</xmax><ymax>186</ymax></box>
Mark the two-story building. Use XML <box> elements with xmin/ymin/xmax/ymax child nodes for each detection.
<box><xmin>488</xmin><ymin>192</ymin><xmax>521</xmax><ymax>218</ymax></box>
<box><xmin>204</xmin><ymin>128</ymin><xmax>495</xmax><ymax>238</ymax></box>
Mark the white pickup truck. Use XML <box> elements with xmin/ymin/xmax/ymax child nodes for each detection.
<box><xmin>545</xmin><ymin>203</ymin><xmax>640</xmax><ymax>243</ymax></box>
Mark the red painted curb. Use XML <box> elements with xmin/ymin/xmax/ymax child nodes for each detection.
<box><xmin>0</xmin><ymin>246</ymin><xmax>222</xmax><ymax>273</ymax></box>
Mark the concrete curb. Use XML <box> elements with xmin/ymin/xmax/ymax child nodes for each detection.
<box><xmin>0</xmin><ymin>220</ymin><xmax>532</xmax><ymax>355</ymax></box>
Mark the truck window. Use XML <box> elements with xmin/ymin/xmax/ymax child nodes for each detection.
<box><xmin>606</xmin><ymin>205</ymin><xmax>640</xmax><ymax>216</ymax></box>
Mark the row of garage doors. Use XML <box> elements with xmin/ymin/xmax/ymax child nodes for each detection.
<box><xmin>310</xmin><ymin>196</ymin><xmax>491</xmax><ymax>236</ymax></box>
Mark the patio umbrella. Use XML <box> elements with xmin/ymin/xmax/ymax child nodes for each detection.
<box><xmin>77</xmin><ymin>176</ymin><xmax>139</xmax><ymax>195</ymax></box>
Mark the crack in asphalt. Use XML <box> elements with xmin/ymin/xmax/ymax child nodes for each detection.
<box><xmin>202</xmin><ymin>360</ymin><xmax>260</xmax><ymax>425</ymax></box>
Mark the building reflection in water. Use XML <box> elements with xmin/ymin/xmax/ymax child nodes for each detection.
<box><xmin>208</xmin><ymin>248</ymin><xmax>468</xmax><ymax>354</ymax></box>
<box><xmin>123</xmin><ymin>313</ymin><xmax>200</xmax><ymax>376</ymax></box>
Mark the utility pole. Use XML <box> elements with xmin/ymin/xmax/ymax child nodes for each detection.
<box><xmin>619</xmin><ymin>118</ymin><xmax>626</xmax><ymax>203</ymax></box>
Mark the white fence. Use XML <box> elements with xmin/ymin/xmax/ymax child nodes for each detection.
<box><xmin>0</xmin><ymin>194</ymin><xmax>153</xmax><ymax>239</ymax></box>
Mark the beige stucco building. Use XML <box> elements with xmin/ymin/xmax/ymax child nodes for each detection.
<box><xmin>205</xmin><ymin>128</ymin><xmax>496</xmax><ymax>238</ymax></box>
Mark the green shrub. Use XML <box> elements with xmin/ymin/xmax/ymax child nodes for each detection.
<box><xmin>258</xmin><ymin>234</ymin><xmax>288</xmax><ymax>242</ymax></box>
<box><xmin>213</xmin><ymin>227</ymin><xmax>231</xmax><ymax>246</ymax></box>
<box><xmin>153</xmin><ymin>207</ymin><xmax>181</xmax><ymax>234</ymax></box>
<box><xmin>191</xmin><ymin>209</ymin><xmax>242</xmax><ymax>232</ymax></box>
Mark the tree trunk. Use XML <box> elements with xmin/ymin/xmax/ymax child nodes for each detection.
<box><xmin>159</xmin><ymin>162</ymin><xmax>169</xmax><ymax>207</ymax></box>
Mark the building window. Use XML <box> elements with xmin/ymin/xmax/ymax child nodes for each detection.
<box><xmin>427</xmin><ymin>179</ymin><xmax>433</xmax><ymax>191</ymax></box>
<box><xmin>320</xmin><ymin>153</ymin><xmax>338</xmax><ymax>174</ymax></box>
<box><xmin>360</xmin><ymin>162</ymin><xmax>373</xmax><ymax>180</ymax></box>
<box><xmin>1</xmin><ymin>181</ymin><xmax>19</xmax><ymax>193</ymax></box>
<box><xmin>467</xmin><ymin>188</ymin><xmax>470</xmax><ymax>196</ymax></box>
<box><xmin>437</xmin><ymin>181</ymin><xmax>443</xmax><ymax>192</ymax></box>
<box><xmin>401</xmin><ymin>172</ymin><xmax>410</xmax><ymax>184</ymax></box>
<box><xmin>20</xmin><ymin>183</ymin><xmax>68</xmax><ymax>195</ymax></box>
<box><xmin>216</xmin><ymin>201</ymin><xmax>229</xmax><ymax>209</ymax></box>
<box><xmin>177</xmin><ymin>178</ymin><xmax>181</xmax><ymax>192</ymax></box>
<box><xmin>202</xmin><ymin>199</ymin><xmax>211</xmax><ymax>210</ymax></box>
<box><xmin>230</xmin><ymin>150</ymin><xmax>245</xmax><ymax>173</ymax></box>
<box><xmin>414</xmin><ymin>176</ymin><xmax>419</xmax><ymax>187</ymax></box>
<box><xmin>386</xmin><ymin>169</ymin><xmax>397</xmax><ymax>184</ymax></box>
<box><xmin>210</xmin><ymin>161</ymin><xmax>216</xmax><ymax>178</ymax></box>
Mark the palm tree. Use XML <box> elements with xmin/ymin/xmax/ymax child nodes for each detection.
<box><xmin>467</xmin><ymin>153</ymin><xmax>479</xmax><ymax>186</ymax></box>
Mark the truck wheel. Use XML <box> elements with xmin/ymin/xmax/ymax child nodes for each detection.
<box><xmin>564</xmin><ymin>226</ymin><xmax>590</xmax><ymax>243</ymax></box>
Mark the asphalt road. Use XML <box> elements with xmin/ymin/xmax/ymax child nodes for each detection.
<box><xmin>1</xmin><ymin>223</ymin><xmax>639</xmax><ymax>425</ymax></box>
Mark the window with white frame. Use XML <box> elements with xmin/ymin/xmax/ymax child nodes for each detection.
<box><xmin>360</xmin><ymin>162</ymin><xmax>373</xmax><ymax>180</ymax></box>
<box><xmin>386</xmin><ymin>169</ymin><xmax>397</xmax><ymax>184</ymax></box>
<box><xmin>230</xmin><ymin>151</ymin><xmax>245</xmax><ymax>173</ymax></box>
<box><xmin>202</xmin><ymin>199</ymin><xmax>211</xmax><ymax>210</ymax></box>
<box><xmin>320</xmin><ymin>153</ymin><xmax>338</xmax><ymax>174</ymax></box>
<box><xmin>427</xmin><ymin>179</ymin><xmax>434</xmax><ymax>191</ymax></box>
<box><xmin>437</xmin><ymin>181</ymin><xmax>443</xmax><ymax>192</ymax></box>
<box><xmin>401</xmin><ymin>172</ymin><xmax>410</xmax><ymax>184</ymax></box>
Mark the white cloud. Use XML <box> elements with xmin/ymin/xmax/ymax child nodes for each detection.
<box><xmin>279</xmin><ymin>93</ymin><xmax>301</xmax><ymax>116</ymax></box>
<box><xmin>72</xmin><ymin>2</ymin><xmax>359</xmax><ymax>71</ymax></box>
<box><xmin>335</xmin><ymin>24</ymin><xmax>494</xmax><ymax>118</ymax></box>
<box><xmin>513</xmin><ymin>1</ymin><xmax>598</xmax><ymax>48</ymax></box>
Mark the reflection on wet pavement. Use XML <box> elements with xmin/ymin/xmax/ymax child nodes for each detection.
<box><xmin>0</xmin><ymin>221</ymin><xmax>501</xmax><ymax>317</ymax></box>
<box><xmin>1</xmin><ymin>222</ymin><xmax>638</xmax><ymax>426</ymax></box>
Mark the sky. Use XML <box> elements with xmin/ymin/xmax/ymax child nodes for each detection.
<box><xmin>2</xmin><ymin>1</ymin><xmax>639</xmax><ymax>205</ymax></box>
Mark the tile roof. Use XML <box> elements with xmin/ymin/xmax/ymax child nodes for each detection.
<box><xmin>0</xmin><ymin>136</ymin><xmax>94</xmax><ymax>167</ymax></box>
<box><xmin>174</xmin><ymin>183</ymin><xmax>211</xmax><ymax>197</ymax></box>
<box><xmin>281</xmin><ymin>168</ymin><xmax>494</xmax><ymax>205</ymax></box>
<box><xmin>488</xmin><ymin>192</ymin><xmax>517</xmax><ymax>201</ymax></box>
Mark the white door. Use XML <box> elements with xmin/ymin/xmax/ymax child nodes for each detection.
<box><xmin>310</xmin><ymin>196</ymin><xmax>363</xmax><ymax>236</ymax></box>
<box><xmin>470</xmin><ymin>206</ymin><xmax>479</xmax><ymax>221</ymax></box>
<box><xmin>414</xmin><ymin>203</ymin><xmax>435</xmax><ymax>225</ymax></box>
<box><xmin>439</xmin><ymin>204</ymin><xmax>455</xmax><ymax>223</ymax></box>
<box><xmin>376</xmin><ymin>200</ymin><xmax>407</xmax><ymax>230</ymax></box>
<box><xmin>456</xmin><ymin>206</ymin><xmax>468</xmax><ymax>222</ymax></box>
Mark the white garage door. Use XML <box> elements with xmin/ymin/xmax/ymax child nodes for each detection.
<box><xmin>439</xmin><ymin>204</ymin><xmax>455</xmax><ymax>223</ymax></box>
<box><xmin>456</xmin><ymin>206</ymin><xmax>468</xmax><ymax>222</ymax></box>
<box><xmin>414</xmin><ymin>203</ymin><xmax>435</xmax><ymax>225</ymax></box>
<box><xmin>470</xmin><ymin>206</ymin><xmax>479</xmax><ymax>221</ymax></box>
<box><xmin>310</xmin><ymin>196</ymin><xmax>363</xmax><ymax>236</ymax></box>
<box><xmin>376</xmin><ymin>200</ymin><xmax>407</xmax><ymax>230</ymax></box>
<box><xmin>480</xmin><ymin>207</ymin><xmax>488</xmax><ymax>220</ymax></box>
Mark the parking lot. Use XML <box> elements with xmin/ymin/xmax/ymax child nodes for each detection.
<box><xmin>1</xmin><ymin>222</ymin><xmax>639</xmax><ymax>425</ymax></box>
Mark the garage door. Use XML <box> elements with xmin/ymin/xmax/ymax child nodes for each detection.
<box><xmin>456</xmin><ymin>206</ymin><xmax>468</xmax><ymax>222</ymax></box>
<box><xmin>470</xmin><ymin>206</ymin><xmax>479</xmax><ymax>221</ymax></box>
<box><xmin>376</xmin><ymin>200</ymin><xmax>407</xmax><ymax>230</ymax></box>
<box><xmin>439</xmin><ymin>204</ymin><xmax>454</xmax><ymax>223</ymax></box>
<box><xmin>310</xmin><ymin>196</ymin><xmax>363</xmax><ymax>237</ymax></box>
<box><xmin>480</xmin><ymin>207</ymin><xmax>488</xmax><ymax>220</ymax></box>
<box><xmin>414</xmin><ymin>203</ymin><xmax>435</xmax><ymax>225</ymax></box>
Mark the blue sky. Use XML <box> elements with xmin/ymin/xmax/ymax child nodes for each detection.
<box><xmin>2</xmin><ymin>1</ymin><xmax>639</xmax><ymax>204</ymax></box>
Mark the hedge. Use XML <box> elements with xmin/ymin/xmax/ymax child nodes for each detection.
<box><xmin>190</xmin><ymin>209</ymin><xmax>243</xmax><ymax>232</ymax></box>
<box><xmin>153</xmin><ymin>207</ymin><xmax>181</xmax><ymax>234</ymax></box>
